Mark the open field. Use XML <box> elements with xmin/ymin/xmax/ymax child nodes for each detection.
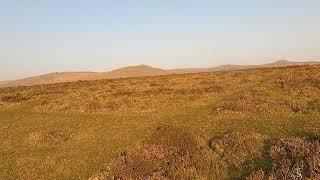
<box><xmin>1</xmin><ymin>65</ymin><xmax>320</xmax><ymax>179</ymax></box>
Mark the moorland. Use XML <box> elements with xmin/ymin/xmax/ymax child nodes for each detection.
<box><xmin>1</xmin><ymin>64</ymin><xmax>320</xmax><ymax>179</ymax></box>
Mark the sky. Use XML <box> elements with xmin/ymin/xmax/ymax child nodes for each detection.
<box><xmin>1</xmin><ymin>0</ymin><xmax>320</xmax><ymax>81</ymax></box>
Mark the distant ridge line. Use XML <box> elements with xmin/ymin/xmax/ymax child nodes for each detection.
<box><xmin>0</xmin><ymin>60</ymin><xmax>319</xmax><ymax>88</ymax></box>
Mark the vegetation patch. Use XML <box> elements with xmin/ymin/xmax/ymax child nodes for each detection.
<box><xmin>0</xmin><ymin>93</ymin><xmax>30</xmax><ymax>103</ymax></box>
<box><xmin>94</xmin><ymin>127</ymin><xmax>320</xmax><ymax>179</ymax></box>
<box><xmin>90</xmin><ymin>125</ymin><xmax>227</xmax><ymax>179</ymax></box>
<box><xmin>25</xmin><ymin>130</ymin><xmax>70</xmax><ymax>146</ymax></box>
<box><xmin>268</xmin><ymin>137</ymin><xmax>320</xmax><ymax>179</ymax></box>
<box><xmin>210</xmin><ymin>131</ymin><xmax>264</xmax><ymax>167</ymax></box>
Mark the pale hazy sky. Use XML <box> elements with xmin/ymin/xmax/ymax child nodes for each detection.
<box><xmin>1</xmin><ymin>0</ymin><xmax>320</xmax><ymax>81</ymax></box>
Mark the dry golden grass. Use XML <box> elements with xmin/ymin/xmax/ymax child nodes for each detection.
<box><xmin>1</xmin><ymin>64</ymin><xmax>320</xmax><ymax>179</ymax></box>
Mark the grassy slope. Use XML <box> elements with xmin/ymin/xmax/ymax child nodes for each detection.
<box><xmin>1</xmin><ymin>65</ymin><xmax>320</xmax><ymax>179</ymax></box>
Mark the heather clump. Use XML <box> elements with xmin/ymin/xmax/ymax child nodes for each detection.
<box><xmin>247</xmin><ymin>136</ymin><xmax>320</xmax><ymax>179</ymax></box>
<box><xmin>91</xmin><ymin>125</ymin><xmax>226</xmax><ymax>179</ymax></box>
<box><xmin>269</xmin><ymin>137</ymin><xmax>320</xmax><ymax>179</ymax></box>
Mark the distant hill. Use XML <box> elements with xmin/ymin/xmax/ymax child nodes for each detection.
<box><xmin>0</xmin><ymin>72</ymin><xmax>100</xmax><ymax>87</ymax></box>
<box><xmin>0</xmin><ymin>60</ymin><xmax>319</xmax><ymax>88</ymax></box>
<box><xmin>263</xmin><ymin>60</ymin><xmax>320</xmax><ymax>67</ymax></box>
<box><xmin>0</xmin><ymin>65</ymin><xmax>168</xmax><ymax>88</ymax></box>
<box><xmin>106</xmin><ymin>65</ymin><xmax>167</xmax><ymax>78</ymax></box>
